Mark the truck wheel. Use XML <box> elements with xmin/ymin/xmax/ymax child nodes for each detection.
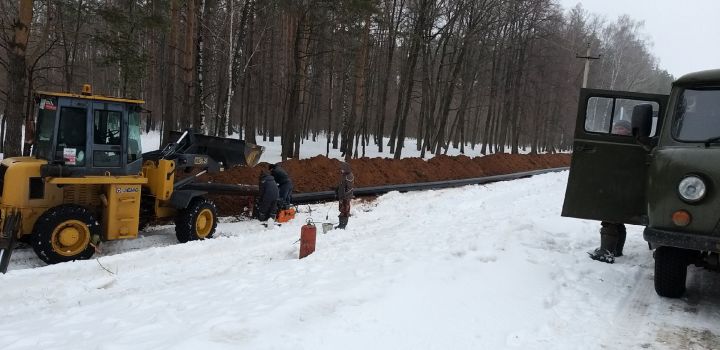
<box><xmin>175</xmin><ymin>197</ymin><xmax>218</xmax><ymax>243</ymax></box>
<box><xmin>31</xmin><ymin>205</ymin><xmax>99</xmax><ymax>264</ymax></box>
<box><xmin>654</xmin><ymin>246</ymin><xmax>689</xmax><ymax>298</ymax></box>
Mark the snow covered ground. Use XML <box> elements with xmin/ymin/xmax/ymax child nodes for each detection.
<box><xmin>2</xmin><ymin>172</ymin><xmax>719</xmax><ymax>349</ymax></box>
<box><xmin>141</xmin><ymin>131</ymin><xmax>534</xmax><ymax>163</ymax></box>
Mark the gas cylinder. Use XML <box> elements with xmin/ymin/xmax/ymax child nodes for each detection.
<box><xmin>299</xmin><ymin>220</ymin><xmax>317</xmax><ymax>259</ymax></box>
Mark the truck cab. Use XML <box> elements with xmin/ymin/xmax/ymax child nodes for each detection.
<box><xmin>563</xmin><ymin>69</ymin><xmax>720</xmax><ymax>298</ymax></box>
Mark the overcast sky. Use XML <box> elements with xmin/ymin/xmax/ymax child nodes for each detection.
<box><xmin>557</xmin><ymin>0</ymin><xmax>720</xmax><ymax>78</ymax></box>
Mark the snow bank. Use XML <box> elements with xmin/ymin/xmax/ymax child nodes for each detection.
<box><xmin>1</xmin><ymin>172</ymin><xmax>717</xmax><ymax>349</ymax></box>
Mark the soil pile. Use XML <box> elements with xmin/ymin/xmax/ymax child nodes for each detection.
<box><xmin>202</xmin><ymin>153</ymin><xmax>570</xmax><ymax>214</ymax></box>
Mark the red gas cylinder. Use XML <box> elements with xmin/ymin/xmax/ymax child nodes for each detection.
<box><xmin>299</xmin><ymin>221</ymin><xmax>317</xmax><ymax>259</ymax></box>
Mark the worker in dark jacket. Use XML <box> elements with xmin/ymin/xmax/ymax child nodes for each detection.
<box><xmin>270</xmin><ymin>163</ymin><xmax>293</xmax><ymax>209</ymax></box>
<box><xmin>256</xmin><ymin>169</ymin><xmax>279</xmax><ymax>222</ymax></box>
<box><xmin>589</xmin><ymin>120</ymin><xmax>630</xmax><ymax>263</ymax></box>
<box><xmin>336</xmin><ymin>162</ymin><xmax>354</xmax><ymax>229</ymax></box>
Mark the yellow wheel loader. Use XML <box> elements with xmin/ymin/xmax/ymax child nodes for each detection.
<box><xmin>0</xmin><ymin>86</ymin><xmax>263</xmax><ymax>271</ymax></box>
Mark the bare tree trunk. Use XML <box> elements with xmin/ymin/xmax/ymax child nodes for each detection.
<box><xmin>60</xmin><ymin>0</ymin><xmax>84</xmax><ymax>92</ymax></box>
<box><xmin>220</xmin><ymin>0</ymin><xmax>251</xmax><ymax>137</ymax></box>
<box><xmin>162</xmin><ymin>0</ymin><xmax>179</xmax><ymax>144</ymax></box>
<box><xmin>243</xmin><ymin>0</ymin><xmax>257</xmax><ymax>144</ymax></box>
<box><xmin>375</xmin><ymin>0</ymin><xmax>403</xmax><ymax>153</ymax></box>
<box><xmin>4</xmin><ymin>0</ymin><xmax>34</xmax><ymax>157</ymax></box>
<box><xmin>194</xmin><ymin>0</ymin><xmax>207</xmax><ymax>134</ymax></box>
<box><xmin>182</xmin><ymin>0</ymin><xmax>196</xmax><ymax>129</ymax></box>
<box><xmin>282</xmin><ymin>12</ymin><xmax>308</xmax><ymax>160</ymax></box>
<box><xmin>343</xmin><ymin>17</ymin><xmax>370</xmax><ymax>161</ymax></box>
<box><xmin>393</xmin><ymin>0</ymin><xmax>431</xmax><ymax>159</ymax></box>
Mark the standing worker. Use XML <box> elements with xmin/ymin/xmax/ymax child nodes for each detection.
<box><xmin>256</xmin><ymin>168</ymin><xmax>279</xmax><ymax>222</ymax></box>
<box><xmin>336</xmin><ymin>162</ymin><xmax>354</xmax><ymax>229</ymax></box>
<box><xmin>588</xmin><ymin>119</ymin><xmax>630</xmax><ymax>263</ymax></box>
<box><xmin>270</xmin><ymin>163</ymin><xmax>293</xmax><ymax>209</ymax></box>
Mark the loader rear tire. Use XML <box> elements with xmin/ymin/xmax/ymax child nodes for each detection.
<box><xmin>175</xmin><ymin>197</ymin><xmax>218</xmax><ymax>243</ymax></box>
<box><xmin>31</xmin><ymin>205</ymin><xmax>99</xmax><ymax>264</ymax></box>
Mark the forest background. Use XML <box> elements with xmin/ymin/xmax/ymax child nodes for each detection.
<box><xmin>0</xmin><ymin>0</ymin><xmax>673</xmax><ymax>160</ymax></box>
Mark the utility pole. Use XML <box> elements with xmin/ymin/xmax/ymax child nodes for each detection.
<box><xmin>576</xmin><ymin>43</ymin><xmax>601</xmax><ymax>88</ymax></box>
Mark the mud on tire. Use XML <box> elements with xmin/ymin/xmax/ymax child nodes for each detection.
<box><xmin>654</xmin><ymin>246</ymin><xmax>689</xmax><ymax>298</ymax></box>
<box><xmin>31</xmin><ymin>205</ymin><xmax>99</xmax><ymax>264</ymax></box>
<box><xmin>175</xmin><ymin>197</ymin><xmax>218</xmax><ymax>243</ymax></box>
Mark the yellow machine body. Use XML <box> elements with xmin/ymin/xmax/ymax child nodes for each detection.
<box><xmin>102</xmin><ymin>184</ymin><xmax>142</xmax><ymax>240</ymax></box>
<box><xmin>0</xmin><ymin>86</ymin><xmax>262</xmax><ymax>269</ymax></box>
<box><xmin>142</xmin><ymin>159</ymin><xmax>175</xmax><ymax>201</ymax></box>
<box><xmin>0</xmin><ymin>157</ymin><xmax>157</xmax><ymax>241</ymax></box>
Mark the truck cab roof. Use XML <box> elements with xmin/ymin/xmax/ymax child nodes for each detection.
<box><xmin>674</xmin><ymin>69</ymin><xmax>720</xmax><ymax>86</ymax></box>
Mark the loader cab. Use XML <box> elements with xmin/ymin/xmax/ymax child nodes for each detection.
<box><xmin>33</xmin><ymin>86</ymin><xmax>144</xmax><ymax>176</ymax></box>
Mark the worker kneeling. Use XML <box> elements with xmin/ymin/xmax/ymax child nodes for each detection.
<box><xmin>270</xmin><ymin>163</ymin><xmax>293</xmax><ymax>209</ymax></box>
<box><xmin>255</xmin><ymin>169</ymin><xmax>279</xmax><ymax>222</ymax></box>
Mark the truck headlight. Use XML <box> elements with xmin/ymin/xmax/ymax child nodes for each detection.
<box><xmin>678</xmin><ymin>175</ymin><xmax>706</xmax><ymax>202</ymax></box>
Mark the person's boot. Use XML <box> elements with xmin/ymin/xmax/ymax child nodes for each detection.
<box><xmin>588</xmin><ymin>231</ymin><xmax>619</xmax><ymax>264</ymax></box>
<box><xmin>337</xmin><ymin>216</ymin><xmax>348</xmax><ymax>229</ymax></box>
<box><xmin>588</xmin><ymin>248</ymin><xmax>614</xmax><ymax>263</ymax></box>
<box><xmin>615</xmin><ymin>225</ymin><xmax>627</xmax><ymax>257</ymax></box>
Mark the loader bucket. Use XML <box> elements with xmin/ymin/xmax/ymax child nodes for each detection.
<box><xmin>168</xmin><ymin>131</ymin><xmax>265</xmax><ymax>168</ymax></box>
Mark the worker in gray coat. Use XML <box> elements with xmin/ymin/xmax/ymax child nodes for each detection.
<box><xmin>256</xmin><ymin>169</ymin><xmax>279</xmax><ymax>222</ymax></box>
<box><xmin>336</xmin><ymin>162</ymin><xmax>354</xmax><ymax>229</ymax></box>
<box><xmin>270</xmin><ymin>163</ymin><xmax>293</xmax><ymax>209</ymax></box>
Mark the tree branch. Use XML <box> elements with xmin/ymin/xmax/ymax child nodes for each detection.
<box><xmin>28</xmin><ymin>36</ymin><xmax>59</xmax><ymax>73</ymax></box>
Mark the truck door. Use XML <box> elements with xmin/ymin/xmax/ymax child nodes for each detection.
<box><xmin>562</xmin><ymin>89</ymin><xmax>668</xmax><ymax>225</ymax></box>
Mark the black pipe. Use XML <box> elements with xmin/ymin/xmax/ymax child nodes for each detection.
<box><xmin>183</xmin><ymin>183</ymin><xmax>259</xmax><ymax>195</ymax></box>
<box><xmin>292</xmin><ymin>167</ymin><xmax>568</xmax><ymax>204</ymax></box>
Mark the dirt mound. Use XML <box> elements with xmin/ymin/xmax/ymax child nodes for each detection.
<box><xmin>205</xmin><ymin>153</ymin><xmax>570</xmax><ymax>192</ymax></box>
<box><xmin>202</xmin><ymin>153</ymin><xmax>570</xmax><ymax>214</ymax></box>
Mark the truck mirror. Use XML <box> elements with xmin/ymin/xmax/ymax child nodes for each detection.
<box><xmin>631</xmin><ymin>104</ymin><xmax>653</xmax><ymax>137</ymax></box>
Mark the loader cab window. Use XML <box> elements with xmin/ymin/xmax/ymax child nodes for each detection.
<box><xmin>93</xmin><ymin>110</ymin><xmax>122</xmax><ymax>167</ymax></box>
<box><xmin>585</xmin><ymin>97</ymin><xmax>659</xmax><ymax>136</ymax></box>
<box><xmin>94</xmin><ymin>110</ymin><xmax>122</xmax><ymax>145</ymax></box>
<box><xmin>57</xmin><ymin>107</ymin><xmax>87</xmax><ymax>166</ymax></box>
<box><xmin>34</xmin><ymin>98</ymin><xmax>58</xmax><ymax>160</ymax></box>
<box><xmin>128</xmin><ymin>107</ymin><xmax>142</xmax><ymax>163</ymax></box>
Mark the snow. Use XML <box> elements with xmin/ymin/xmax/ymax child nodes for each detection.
<box><xmin>141</xmin><ymin>131</ymin><xmax>535</xmax><ymax>163</ymax></box>
<box><xmin>2</xmin><ymin>172</ymin><xmax>719</xmax><ymax>349</ymax></box>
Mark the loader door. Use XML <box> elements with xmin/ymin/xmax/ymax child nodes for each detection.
<box><xmin>90</xmin><ymin>102</ymin><xmax>125</xmax><ymax>169</ymax></box>
<box><xmin>54</xmin><ymin>98</ymin><xmax>89</xmax><ymax>167</ymax></box>
<box><xmin>562</xmin><ymin>89</ymin><xmax>668</xmax><ymax>225</ymax></box>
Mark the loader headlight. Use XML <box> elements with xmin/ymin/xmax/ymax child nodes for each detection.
<box><xmin>678</xmin><ymin>175</ymin><xmax>706</xmax><ymax>203</ymax></box>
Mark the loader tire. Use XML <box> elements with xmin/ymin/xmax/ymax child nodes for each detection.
<box><xmin>654</xmin><ymin>246</ymin><xmax>689</xmax><ymax>298</ymax></box>
<box><xmin>31</xmin><ymin>205</ymin><xmax>99</xmax><ymax>264</ymax></box>
<box><xmin>175</xmin><ymin>197</ymin><xmax>218</xmax><ymax>243</ymax></box>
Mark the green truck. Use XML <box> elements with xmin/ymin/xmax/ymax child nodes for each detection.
<box><xmin>562</xmin><ymin>69</ymin><xmax>720</xmax><ymax>298</ymax></box>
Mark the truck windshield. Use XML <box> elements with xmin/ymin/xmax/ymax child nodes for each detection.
<box><xmin>673</xmin><ymin>88</ymin><xmax>720</xmax><ymax>142</ymax></box>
